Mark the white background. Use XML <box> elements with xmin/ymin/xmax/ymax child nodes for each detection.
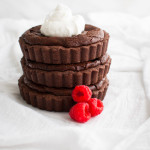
<box><xmin>1</xmin><ymin>0</ymin><xmax>150</xmax><ymax>19</ymax></box>
<box><xmin>0</xmin><ymin>0</ymin><xmax>150</xmax><ymax>150</ymax></box>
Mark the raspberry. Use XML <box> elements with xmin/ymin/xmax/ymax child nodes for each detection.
<box><xmin>88</xmin><ymin>98</ymin><xmax>104</xmax><ymax>117</ymax></box>
<box><xmin>69</xmin><ymin>103</ymin><xmax>91</xmax><ymax>123</ymax></box>
<box><xmin>72</xmin><ymin>85</ymin><xmax>92</xmax><ymax>103</ymax></box>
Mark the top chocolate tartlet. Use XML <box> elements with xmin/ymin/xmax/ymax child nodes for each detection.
<box><xmin>19</xmin><ymin>24</ymin><xmax>109</xmax><ymax>64</ymax></box>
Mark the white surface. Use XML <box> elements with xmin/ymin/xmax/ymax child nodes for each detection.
<box><xmin>0</xmin><ymin>0</ymin><xmax>150</xmax><ymax>150</ymax></box>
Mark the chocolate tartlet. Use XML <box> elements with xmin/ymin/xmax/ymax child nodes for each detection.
<box><xmin>19</xmin><ymin>24</ymin><xmax>109</xmax><ymax>64</ymax></box>
<box><xmin>21</xmin><ymin>55</ymin><xmax>111</xmax><ymax>88</ymax></box>
<box><xmin>18</xmin><ymin>24</ymin><xmax>111</xmax><ymax>112</ymax></box>
<box><xmin>19</xmin><ymin>76</ymin><xmax>109</xmax><ymax>112</ymax></box>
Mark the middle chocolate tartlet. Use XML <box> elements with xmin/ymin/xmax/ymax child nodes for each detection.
<box><xmin>21</xmin><ymin>54</ymin><xmax>111</xmax><ymax>88</ymax></box>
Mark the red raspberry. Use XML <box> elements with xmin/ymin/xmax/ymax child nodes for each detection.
<box><xmin>69</xmin><ymin>103</ymin><xmax>91</xmax><ymax>123</ymax></box>
<box><xmin>72</xmin><ymin>85</ymin><xmax>92</xmax><ymax>103</ymax></box>
<box><xmin>88</xmin><ymin>98</ymin><xmax>104</xmax><ymax>117</ymax></box>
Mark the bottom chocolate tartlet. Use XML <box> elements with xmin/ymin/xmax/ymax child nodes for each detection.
<box><xmin>18</xmin><ymin>76</ymin><xmax>109</xmax><ymax>112</ymax></box>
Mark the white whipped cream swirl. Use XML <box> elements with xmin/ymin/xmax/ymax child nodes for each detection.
<box><xmin>40</xmin><ymin>4</ymin><xmax>85</xmax><ymax>37</ymax></box>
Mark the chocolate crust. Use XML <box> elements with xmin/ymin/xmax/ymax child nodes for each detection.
<box><xmin>19</xmin><ymin>34</ymin><xmax>109</xmax><ymax>64</ymax></box>
<box><xmin>18</xmin><ymin>76</ymin><xmax>109</xmax><ymax>112</ymax></box>
<box><xmin>21</xmin><ymin>56</ymin><xmax>111</xmax><ymax>88</ymax></box>
<box><xmin>21</xmin><ymin>24</ymin><xmax>107</xmax><ymax>47</ymax></box>
<box><xmin>22</xmin><ymin>54</ymin><xmax>109</xmax><ymax>71</ymax></box>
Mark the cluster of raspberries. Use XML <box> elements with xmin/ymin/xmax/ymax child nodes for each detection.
<box><xmin>69</xmin><ymin>85</ymin><xmax>104</xmax><ymax>123</ymax></box>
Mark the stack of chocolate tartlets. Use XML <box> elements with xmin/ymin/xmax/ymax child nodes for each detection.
<box><xmin>18</xmin><ymin>24</ymin><xmax>111</xmax><ymax>112</ymax></box>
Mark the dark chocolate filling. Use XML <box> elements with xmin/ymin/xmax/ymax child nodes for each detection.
<box><xmin>22</xmin><ymin>54</ymin><xmax>109</xmax><ymax>71</ymax></box>
<box><xmin>21</xmin><ymin>24</ymin><xmax>108</xmax><ymax>47</ymax></box>
<box><xmin>23</xmin><ymin>76</ymin><xmax>108</xmax><ymax>96</ymax></box>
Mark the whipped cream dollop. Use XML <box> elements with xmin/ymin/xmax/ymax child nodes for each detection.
<box><xmin>40</xmin><ymin>4</ymin><xmax>85</xmax><ymax>37</ymax></box>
